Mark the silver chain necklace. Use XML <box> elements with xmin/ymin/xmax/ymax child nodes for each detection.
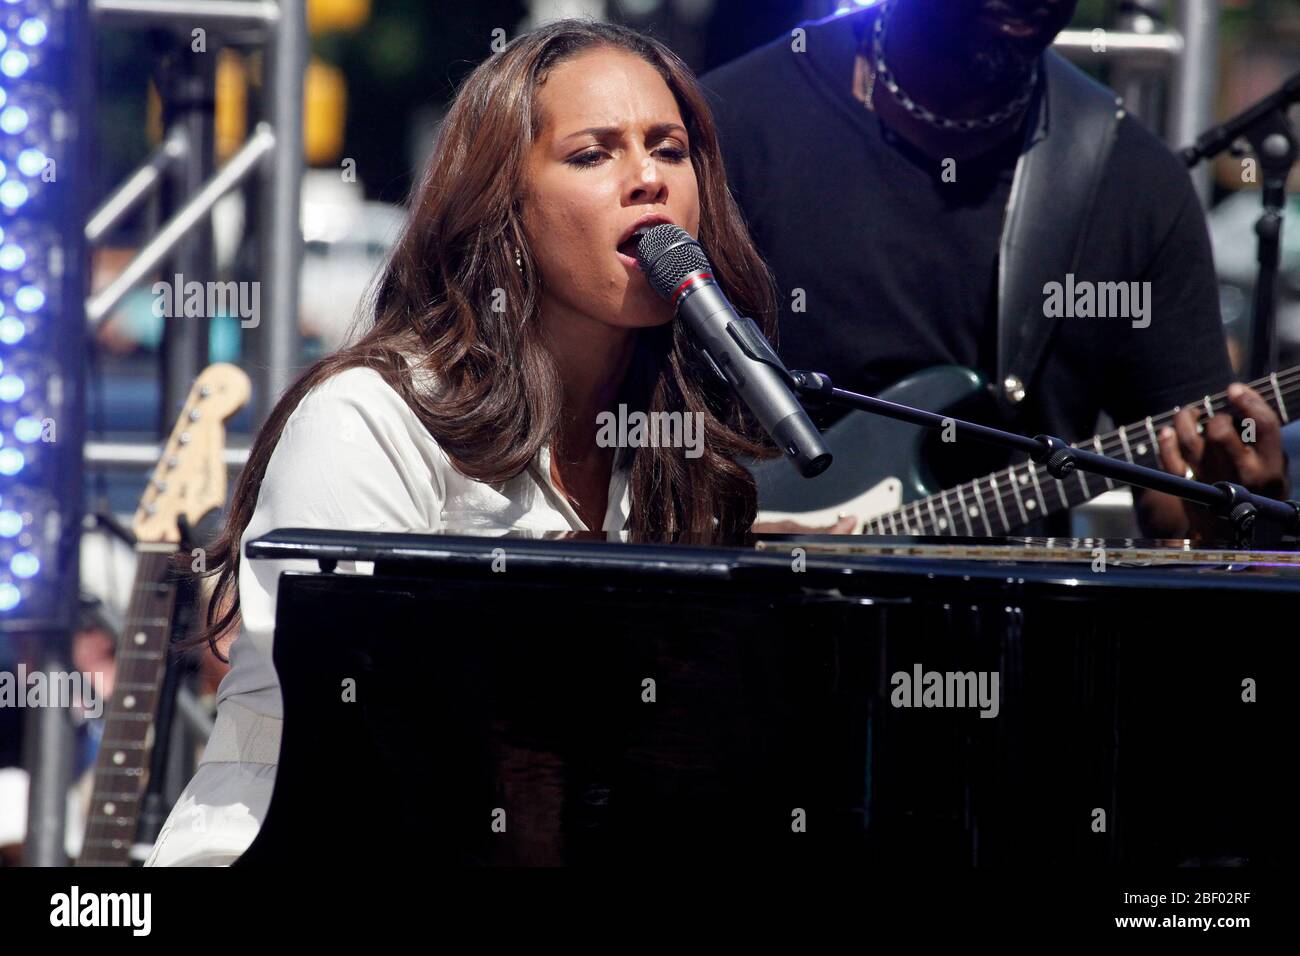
<box><xmin>869</xmin><ymin>0</ymin><xmax>1039</xmax><ymax>134</ymax></box>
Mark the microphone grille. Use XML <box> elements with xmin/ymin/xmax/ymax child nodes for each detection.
<box><xmin>635</xmin><ymin>223</ymin><xmax>711</xmax><ymax>301</ymax></box>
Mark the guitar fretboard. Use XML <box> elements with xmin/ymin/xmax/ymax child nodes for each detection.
<box><xmin>79</xmin><ymin>548</ymin><xmax>178</xmax><ymax>866</ymax></box>
<box><xmin>863</xmin><ymin>368</ymin><xmax>1299</xmax><ymax>538</ymax></box>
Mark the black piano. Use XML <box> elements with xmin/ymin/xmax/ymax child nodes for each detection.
<box><xmin>235</xmin><ymin>529</ymin><xmax>1291</xmax><ymax>867</ymax></box>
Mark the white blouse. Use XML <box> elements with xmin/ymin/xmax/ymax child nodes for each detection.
<box><xmin>146</xmin><ymin>365</ymin><xmax>631</xmax><ymax>865</ymax></box>
<box><xmin>217</xmin><ymin>365</ymin><xmax>631</xmax><ymax>723</ymax></box>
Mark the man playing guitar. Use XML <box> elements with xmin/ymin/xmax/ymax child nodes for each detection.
<box><xmin>703</xmin><ymin>0</ymin><xmax>1289</xmax><ymax>541</ymax></box>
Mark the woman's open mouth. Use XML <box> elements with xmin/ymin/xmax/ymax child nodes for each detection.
<box><xmin>616</xmin><ymin>235</ymin><xmax>642</xmax><ymax>267</ymax></box>
<box><xmin>615</xmin><ymin>214</ymin><xmax>675</xmax><ymax>270</ymax></box>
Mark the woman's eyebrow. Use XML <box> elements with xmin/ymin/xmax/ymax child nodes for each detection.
<box><xmin>560</xmin><ymin>122</ymin><xmax>688</xmax><ymax>142</ymax></box>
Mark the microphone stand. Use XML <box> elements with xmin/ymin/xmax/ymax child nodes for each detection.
<box><xmin>786</xmin><ymin>370</ymin><xmax>1300</xmax><ymax>549</ymax></box>
<box><xmin>1181</xmin><ymin>71</ymin><xmax>1300</xmax><ymax>380</ymax></box>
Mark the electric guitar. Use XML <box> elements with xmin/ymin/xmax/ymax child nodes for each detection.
<box><xmin>755</xmin><ymin>363</ymin><xmax>1299</xmax><ymax>536</ymax></box>
<box><xmin>78</xmin><ymin>363</ymin><xmax>250</xmax><ymax>866</ymax></box>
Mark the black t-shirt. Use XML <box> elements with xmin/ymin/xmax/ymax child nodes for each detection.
<box><xmin>700</xmin><ymin>8</ymin><xmax>1233</xmax><ymax>456</ymax></box>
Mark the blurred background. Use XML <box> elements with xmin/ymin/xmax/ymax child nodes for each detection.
<box><xmin>2</xmin><ymin>0</ymin><xmax>1299</xmax><ymax>863</ymax></box>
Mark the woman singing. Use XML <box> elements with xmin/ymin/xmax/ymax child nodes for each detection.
<box><xmin>146</xmin><ymin>19</ymin><xmax>779</xmax><ymax>865</ymax></box>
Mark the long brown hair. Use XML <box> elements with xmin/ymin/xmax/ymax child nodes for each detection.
<box><xmin>182</xmin><ymin>19</ymin><xmax>778</xmax><ymax>657</ymax></box>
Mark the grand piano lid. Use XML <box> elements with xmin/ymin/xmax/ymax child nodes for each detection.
<box><xmin>245</xmin><ymin>527</ymin><xmax>1300</xmax><ymax>593</ymax></box>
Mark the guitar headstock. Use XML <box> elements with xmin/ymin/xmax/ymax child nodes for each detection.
<box><xmin>132</xmin><ymin>363</ymin><xmax>252</xmax><ymax>545</ymax></box>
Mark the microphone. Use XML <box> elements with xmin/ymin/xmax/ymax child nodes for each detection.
<box><xmin>635</xmin><ymin>223</ymin><xmax>832</xmax><ymax>478</ymax></box>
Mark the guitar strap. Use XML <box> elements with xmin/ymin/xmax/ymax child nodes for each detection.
<box><xmin>995</xmin><ymin>51</ymin><xmax>1125</xmax><ymax>421</ymax></box>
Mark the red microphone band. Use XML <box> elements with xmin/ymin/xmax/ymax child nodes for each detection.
<box><xmin>671</xmin><ymin>272</ymin><xmax>713</xmax><ymax>307</ymax></box>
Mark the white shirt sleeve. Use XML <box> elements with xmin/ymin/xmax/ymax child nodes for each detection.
<box><xmin>217</xmin><ymin>367</ymin><xmax>448</xmax><ymax>713</ymax></box>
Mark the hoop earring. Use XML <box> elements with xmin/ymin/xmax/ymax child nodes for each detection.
<box><xmin>514</xmin><ymin>246</ymin><xmax>523</xmax><ymax>272</ymax></box>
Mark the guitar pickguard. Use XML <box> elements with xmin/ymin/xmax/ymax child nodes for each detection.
<box><xmin>751</xmin><ymin>365</ymin><xmax>990</xmax><ymax>526</ymax></box>
<box><xmin>758</xmin><ymin>477</ymin><xmax>903</xmax><ymax>533</ymax></box>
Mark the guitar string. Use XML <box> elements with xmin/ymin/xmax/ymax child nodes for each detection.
<box><xmin>870</xmin><ymin>369</ymin><xmax>1300</xmax><ymax>534</ymax></box>
<box><xmin>893</xmin><ymin>390</ymin><xmax>1285</xmax><ymax>535</ymax></box>
<box><xmin>85</xmin><ymin>550</ymin><xmax>175</xmax><ymax>852</ymax></box>
<box><xmin>895</xmin><ymin>371</ymin><xmax>1300</xmax><ymax>534</ymax></box>
<box><xmin>91</xmin><ymin>549</ymin><xmax>171</xmax><ymax>751</ymax></box>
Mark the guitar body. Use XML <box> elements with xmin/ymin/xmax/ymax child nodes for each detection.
<box><xmin>755</xmin><ymin>365</ymin><xmax>993</xmax><ymax>530</ymax></box>
<box><xmin>755</xmin><ymin>361</ymin><xmax>1299</xmax><ymax>538</ymax></box>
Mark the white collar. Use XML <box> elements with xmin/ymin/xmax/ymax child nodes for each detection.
<box><xmin>530</xmin><ymin>444</ymin><xmax>632</xmax><ymax>534</ymax></box>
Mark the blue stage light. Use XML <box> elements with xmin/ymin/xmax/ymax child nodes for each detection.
<box><xmin>10</xmin><ymin>552</ymin><xmax>37</xmax><ymax>578</ymax></box>
<box><xmin>0</xmin><ymin>372</ymin><xmax>24</xmax><ymax>400</ymax></box>
<box><xmin>0</xmin><ymin>50</ymin><xmax>27</xmax><ymax>78</ymax></box>
<box><xmin>0</xmin><ymin>104</ymin><xmax>27</xmax><ymax>133</ymax></box>
<box><xmin>2</xmin><ymin>0</ymin><xmax>88</xmax><ymax>625</ymax></box>
<box><xmin>19</xmin><ymin>19</ymin><xmax>48</xmax><ymax>47</ymax></box>
<box><xmin>13</xmin><ymin>416</ymin><xmax>40</xmax><ymax>441</ymax></box>
<box><xmin>0</xmin><ymin>242</ymin><xmax>24</xmax><ymax>269</ymax></box>
<box><xmin>14</xmin><ymin>285</ymin><xmax>43</xmax><ymax>311</ymax></box>
<box><xmin>10</xmin><ymin>551</ymin><xmax>37</xmax><ymax>577</ymax></box>
<box><xmin>0</xmin><ymin>180</ymin><xmax>25</xmax><ymax>208</ymax></box>
<box><xmin>16</xmin><ymin>147</ymin><xmax>44</xmax><ymax>176</ymax></box>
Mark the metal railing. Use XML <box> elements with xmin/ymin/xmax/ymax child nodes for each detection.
<box><xmin>86</xmin><ymin>0</ymin><xmax>304</xmax><ymax>432</ymax></box>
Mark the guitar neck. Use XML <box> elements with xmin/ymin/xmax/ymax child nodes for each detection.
<box><xmin>78</xmin><ymin>546</ymin><xmax>179</xmax><ymax>867</ymax></box>
<box><xmin>866</xmin><ymin>368</ymin><xmax>1300</xmax><ymax>538</ymax></box>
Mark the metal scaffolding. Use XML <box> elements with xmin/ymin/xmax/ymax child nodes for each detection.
<box><xmin>86</xmin><ymin>0</ymin><xmax>304</xmax><ymax>434</ymax></box>
<box><xmin>23</xmin><ymin>0</ymin><xmax>305</xmax><ymax>865</ymax></box>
